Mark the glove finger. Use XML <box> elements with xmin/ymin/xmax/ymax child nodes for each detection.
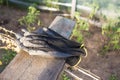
<box><xmin>20</xmin><ymin>37</ymin><xmax>44</xmax><ymax>47</ymax></box>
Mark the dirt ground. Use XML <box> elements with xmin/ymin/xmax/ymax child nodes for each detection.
<box><xmin>0</xmin><ymin>6</ymin><xmax>120</xmax><ymax>80</ymax></box>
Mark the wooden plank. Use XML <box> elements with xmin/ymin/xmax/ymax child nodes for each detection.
<box><xmin>0</xmin><ymin>16</ymin><xmax>75</xmax><ymax>80</ymax></box>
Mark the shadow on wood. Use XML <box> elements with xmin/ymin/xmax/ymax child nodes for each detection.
<box><xmin>0</xmin><ymin>16</ymin><xmax>75</xmax><ymax>80</ymax></box>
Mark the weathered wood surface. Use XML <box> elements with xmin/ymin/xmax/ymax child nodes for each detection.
<box><xmin>0</xmin><ymin>16</ymin><xmax>75</xmax><ymax>80</ymax></box>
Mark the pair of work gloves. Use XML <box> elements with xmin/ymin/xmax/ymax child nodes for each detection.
<box><xmin>18</xmin><ymin>27</ymin><xmax>87</xmax><ymax>66</ymax></box>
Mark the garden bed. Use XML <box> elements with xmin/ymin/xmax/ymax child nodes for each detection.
<box><xmin>0</xmin><ymin>6</ymin><xmax>120</xmax><ymax>80</ymax></box>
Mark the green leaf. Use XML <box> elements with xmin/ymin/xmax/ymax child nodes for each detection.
<box><xmin>117</xmin><ymin>28</ymin><xmax>120</xmax><ymax>32</ymax></box>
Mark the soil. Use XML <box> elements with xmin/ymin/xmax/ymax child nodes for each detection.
<box><xmin>79</xmin><ymin>26</ymin><xmax>120</xmax><ymax>80</ymax></box>
<box><xmin>0</xmin><ymin>6</ymin><xmax>120</xmax><ymax>80</ymax></box>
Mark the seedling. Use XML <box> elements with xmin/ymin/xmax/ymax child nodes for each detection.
<box><xmin>71</xmin><ymin>12</ymin><xmax>89</xmax><ymax>43</ymax></box>
<box><xmin>102</xmin><ymin>17</ymin><xmax>120</xmax><ymax>52</ymax></box>
<box><xmin>19</xmin><ymin>5</ymin><xmax>40</xmax><ymax>32</ymax></box>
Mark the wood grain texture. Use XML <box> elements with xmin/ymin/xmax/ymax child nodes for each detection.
<box><xmin>0</xmin><ymin>16</ymin><xmax>75</xmax><ymax>80</ymax></box>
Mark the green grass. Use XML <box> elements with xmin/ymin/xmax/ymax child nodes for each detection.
<box><xmin>0</xmin><ymin>0</ymin><xmax>9</xmax><ymax>6</ymax></box>
<box><xmin>101</xmin><ymin>17</ymin><xmax>120</xmax><ymax>54</ymax></box>
<box><xmin>71</xmin><ymin>12</ymin><xmax>89</xmax><ymax>43</ymax></box>
<box><xmin>109</xmin><ymin>75</ymin><xmax>118</xmax><ymax>80</ymax></box>
<box><xmin>0</xmin><ymin>49</ymin><xmax>16</xmax><ymax>72</ymax></box>
<box><xmin>61</xmin><ymin>73</ymin><xmax>70</xmax><ymax>80</ymax></box>
<box><xmin>71</xmin><ymin>3</ymin><xmax>99</xmax><ymax>43</ymax></box>
<box><xmin>0</xmin><ymin>49</ymin><xmax>16</xmax><ymax>65</ymax></box>
<box><xmin>0</xmin><ymin>0</ymin><xmax>3</xmax><ymax>5</ymax></box>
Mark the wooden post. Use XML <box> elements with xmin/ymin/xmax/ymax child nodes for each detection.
<box><xmin>71</xmin><ymin>0</ymin><xmax>76</xmax><ymax>19</ymax></box>
<box><xmin>0</xmin><ymin>16</ymin><xmax>75</xmax><ymax>80</ymax></box>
